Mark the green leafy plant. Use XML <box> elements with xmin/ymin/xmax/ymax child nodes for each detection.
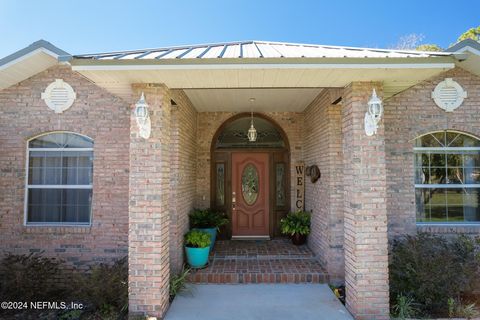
<box><xmin>392</xmin><ymin>294</ymin><xmax>417</xmax><ymax>319</ymax></box>
<box><xmin>184</xmin><ymin>230</ymin><xmax>211</xmax><ymax>248</ymax></box>
<box><xmin>448</xmin><ymin>298</ymin><xmax>480</xmax><ymax>319</ymax></box>
<box><xmin>280</xmin><ymin>211</ymin><xmax>311</xmax><ymax>236</ymax></box>
<box><xmin>75</xmin><ymin>256</ymin><xmax>128</xmax><ymax>317</ymax></box>
<box><xmin>389</xmin><ymin>233</ymin><xmax>480</xmax><ymax>316</ymax></box>
<box><xmin>0</xmin><ymin>252</ymin><xmax>71</xmax><ymax>302</ymax></box>
<box><xmin>189</xmin><ymin>208</ymin><xmax>228</xmax><ymax>231</ymax></box>
<box><xmin>169</xmin><ymin>266</ymin><xmax>191</xmax><ymax>301</ymax></box>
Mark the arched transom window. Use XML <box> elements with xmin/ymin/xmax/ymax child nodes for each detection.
<box><xmin>414</xmin><ymin>131</ymin><xmax>480</xmax><ymax>223</ymax></box>
<box><xmin>26</xmin><ymin>132</ymin><xmax>93</xmax><ymax>225</ymax></box>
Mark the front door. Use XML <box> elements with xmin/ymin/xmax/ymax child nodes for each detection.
<box><xmin>231</xmin><ymin>152</ymin><xmax>269</xmax><ymax>238</ymax></box>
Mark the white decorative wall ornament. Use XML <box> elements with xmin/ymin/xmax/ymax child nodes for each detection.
<box><xmin>364</xmin><ymin>88</ymin><xmax>383</xmax><ymax>136</ymax></box>
<box><xmin>134</xmin><ymin>92</ymin><xmax>151</xmax><ymax>139</ymax></box>
<box><xmin>431</xmin><ymin>78</ymin><xmax>467</xmax><ymax>112</ymax></box>
<box><xmin>41</xmin><ymin>79</ymin><xmax>76</xmax><ymax>113</ymax></box>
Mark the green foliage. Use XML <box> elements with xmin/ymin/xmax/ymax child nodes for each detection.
<box><xmin>169</xmin><ymin>267</ymin><xmax>191</xmax><ymax>300</ymax></box>
<box><xmin>392</xmin><ymin>294</ymin><xmax>418</xmax><ymax>319</ymax></box>
<box><xmin>0</xmin><ymin>252</ymin><xmax>70</xmax><ymax>302</ymax></box>
<box><xmin>389</xmin><ymin>233</ymin><xmax>480</xmax><ymax>316</ymax></box>
<box><xmin>280</xmin><ymin>211</ymin><xmax>311</xmax><ymax>236</ymax></box>
<box><xmin>416</xmin><ymin>44</ymin><xmax>443</xmax><ymax>52</ymax></box>
<box><xmin>184</xmin><ymin>230</ymin><xmax>211</xmax><ymax>248</ymax></box>
<box><xmin>189</xmin><ymin>208</ymin><xmax>228</xmax><ymax>230</ymax></box>
<box><xmin>75</xmin><ymin>256</ymin><xmax>128</xmax><ymax>317</ymax></box>
<box><xmin>447</xmin><ymin>298</ymin><xmax>480</xmax><ymax>319</ymax></box>
<box><xmin>458</xmin><ymin>26</ymin><xmax>480</xmax><ymax>42</ymax></box>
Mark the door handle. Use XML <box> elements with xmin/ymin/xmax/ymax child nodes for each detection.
<box><xmin>232</xmin><ymin>192</ymin><xmax>236</xmax><ymax>210</ymax></box>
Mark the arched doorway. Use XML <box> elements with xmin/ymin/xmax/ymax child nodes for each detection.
<box><xmin>211</xmin><ymin>113</ymin><xmax>290</xmax><ymax>239</ymax></box>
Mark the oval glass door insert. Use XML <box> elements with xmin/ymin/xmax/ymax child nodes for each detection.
<box><xmin>242</xmin><ymin>164</ymin><xmax>259</xmax><ymax>205</ymax></box>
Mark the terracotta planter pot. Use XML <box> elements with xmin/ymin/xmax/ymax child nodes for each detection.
<box><xmin>291</xmin><ymin>233</ymin><xmax>307</xmax><ymax>245</ymax></box>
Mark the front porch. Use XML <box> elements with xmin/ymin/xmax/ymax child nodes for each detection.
<box><xmin>188</xmin><ymin>239</ymin><xmax>328</xmax><ymax>284</ymax></box>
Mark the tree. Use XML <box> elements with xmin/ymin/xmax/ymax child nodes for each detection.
<box><xmin>457</xmin><ymin>26</ymin><xmax>480</xmax><ymax>42</ymax></box>
<box><xmin>392</xmin><ymin>33</ymin><xmax>425</xmax><ymax>50</ymax></box>
<box><xmin>416</xmin><ymin>44</ymin><xmax>443</xmax><ymax>52</ymax></box>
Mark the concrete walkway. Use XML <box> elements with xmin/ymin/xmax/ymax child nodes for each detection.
<box><xmin>165</xmin><ymin>284</ymin><xmax>353</xmax><ymax>320</ymax></box>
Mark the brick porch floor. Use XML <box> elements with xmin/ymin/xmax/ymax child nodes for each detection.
<box><xmin>187</xmin><ymin>239</ymin><xmax>329</xmax><ymax>284</ymax></box>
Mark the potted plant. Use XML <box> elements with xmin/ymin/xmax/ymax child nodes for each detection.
<box><xmin>184</xmin><ymin>230</ymin><xmax>211</xmax><ymax>268</ymax></box>
<box><xmin>280</xmin><ymin>211</ymin><xmax>311</xmax><ymax>245</ymax></box>
<box><xmin>189</xmin><ymin>209</ymin><xmax>228</xmax><ymax>249</ymax></box>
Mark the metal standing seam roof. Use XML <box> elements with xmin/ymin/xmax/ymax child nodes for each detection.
<box><xmin>73</xmin><ymin>40</ymin><xmax>453</xmax><ymax>61</ymax></box>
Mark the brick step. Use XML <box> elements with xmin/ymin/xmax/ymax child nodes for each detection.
<box><xmin>187</xmin><ymin>258</ymin><xmax>329</xmax><ymax>284</ymax></box>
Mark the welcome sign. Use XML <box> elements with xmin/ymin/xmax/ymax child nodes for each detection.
<box><xmin>295</xmin><ymin>162</ymin><xmax>305</xmax><ymax>210</ymax></box>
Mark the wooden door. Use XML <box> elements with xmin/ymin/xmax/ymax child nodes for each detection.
<box><xmin>231</xmin><ymin>152</ymin><xmax>269</xmax><ymax>237</ymax></box>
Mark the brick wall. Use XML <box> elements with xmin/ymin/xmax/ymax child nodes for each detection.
<box><xmin>385</xmin><ymin>67</ymin><xmax>480</xmax><ymax>238</ymax></box>
<box><xmin>195</xmin><ymin>112</ymin><xmax>303</xmax><ymax>211</ymax></box>
<box><xmin>169</xmin><ymin>89</ymin><xmax>198</xmax><ymax>273</ymax></box>
<box><xmin>303</xmin><ymin>89</ymin><xmax>344</xmax><ymax>281</ymax></box>
<box><xmin>0</xmin><ymin>65</ymin><xmax>129</xmax><ymax>267</ymax></box>
<box><xmin>128</xmin><ymin>84</ymin><xmax>171</xmax><ymax>317</ymax></box>
<box><xmin>342</xmin><ymin>82</ymin><xmax>390</xmax><ymax>320</ymax></box>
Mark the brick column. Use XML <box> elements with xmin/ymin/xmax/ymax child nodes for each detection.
<box><xmin>342</xmin><ymin>82</ymin><xmax>390</xmax><ymax>320</ymax></box>
<box><xmin>128</xmin><ymin>84</ymin><xmax>171</xmax><ymax>318</ymax></box>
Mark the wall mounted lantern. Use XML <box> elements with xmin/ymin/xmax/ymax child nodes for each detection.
<box><xmin>248</xmin><ymin>98</ymin><xmax>258</xmax><ymax>142</ymax></box>
<box><xmin>364</xmin><ymin>88</ymin><xmax>383</xmax><ymax>136</ymax></box>
<box><xmin>135</xmin><ymin>92</ymin><xmax>151</xmax><ymax>139</ymax></box>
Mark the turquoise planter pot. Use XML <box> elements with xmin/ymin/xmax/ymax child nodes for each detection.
<box><xmin>193</xmin><ymin>227</ymin><xmax>217</xmax><ymax>249</ymax></box>
<box><xmin>185</xmin><ymin>246</ymin><xmax>210</xmax><ymax>268</ymax></box>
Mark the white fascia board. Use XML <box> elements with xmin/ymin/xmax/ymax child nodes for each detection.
<box><xmin>454</xmin><ymin>46</ymin><xmax>480</xmax><ymax>56</ymax></box>
<box><xmin>0</xmin><ymin>47</ymin><xmax>59</xmax><ymax>71</ymax></box>
<box><xmin>72</xmin><ymin>62</ymin><xmax>455</xmax><ymax>71</ymax></box>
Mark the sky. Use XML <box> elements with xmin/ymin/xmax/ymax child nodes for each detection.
<box><xmin>0</xmin><ymin>0</ymin><xmax>479</xmax><ymax>58</ymax></box>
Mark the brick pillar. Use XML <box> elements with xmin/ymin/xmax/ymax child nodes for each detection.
<box><xmin>128</xmin><ymin>84</ymin><xmax>171</xmax><ymax>318</ymax></box>
<box><xmin>342</xmin><ymin>82</ymin><xmax>390</xmax><ymax>320</ymax></box>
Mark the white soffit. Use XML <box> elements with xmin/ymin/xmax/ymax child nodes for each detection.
<box><xmin>0</xmin><ymin>40</ymin><xmax>70</xmax><ymax>90</ymax></box>
<box><xmin>184</xmin><ymin>88</ymin><xmax>323</xmax><ymax>112</ymax></box>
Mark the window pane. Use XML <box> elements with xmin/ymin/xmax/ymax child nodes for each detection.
<box><xmin>27</xmin><ymin>188</ymin><xmax>91</xmax><ymax>224</ymax></box>
<box><xmin>465</xmin><ymin>168</ymin><xmax>480</xmax><ymax>183</ymax></box>
<box><xmin>276</xmin><ymin>163</ymin><xmax>286</xmax><ymax>207</ymax></box>
<box><xmin>447</xmin><ymin>168</ymin><xmax>463</xmax><ymax>184</ymax></box>
<box><xmin>29</xmin><ymin>133</ymin><xmax>93</xmax><ymax>148</ymax></box>
<box><xmin>464</xmin><ymin>189</ymin><xmax>480</xmax><ymax>222</ymax></box>
<box><xmin>447</xmin><ymin>153</ymin><xmax>463</xmax><ymax>167</ymax></box>
<box><xmin>430</xmin><ymin>167</ymin><xmax>446</xmax><ymax>184</ymax></box>
<box><xmin>415</xmin><ymin>189</ymin><xmax>429</xmax><ymax>222</ymax></box>
<box><xmin>464</xmin><ymin>153</ymin><xmax>480</xmax><ymax>167</ymax></box>
<box><xmin>446</xmin><ymin>189</ymin><xmax>464</xmax><ymax>221</ymax></box>
<box><xmin>430</xmin><ymin>153</ymin><xmax>446</xmax><ymax>167</ymax></box>
<box><xmin>216</xmin><ymin>163</ymin><xmax>225</xmax><ymax>207</ymax></box>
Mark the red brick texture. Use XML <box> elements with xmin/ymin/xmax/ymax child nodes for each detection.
<box><xmin>128</xmin><ymin>84</ymin><xmax>171</xmax><ymax>317</ymax></box>
<box><xmin>169</xmin><ymin>89</ymin><xmax>198</xmax><ymax>273</ymax></box>
<box><xmin>0</xmin><ymin>65</ymin><xmax>129</xmax><ymax>267</ymax></box>
<box><xmin>342</xmin><ymin>83</ymin><xmax>390</xmax><ymax>320</ymax></box>
<box><xmin>303</xmin><ymin>89</ymin><xmax>345</xmax><ymax>282</ymax></box>
<box><xmin>385</xmin><ymin>67</ymin><xmax>480</xmax><ymax>238</ymax></box>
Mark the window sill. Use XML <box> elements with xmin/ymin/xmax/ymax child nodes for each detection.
<box><xmin>23</xmin><ymin>224</ymin><xmax>92</xmax><ymax>234</ymax></box>
<box><xmin>417</xmin><ymin>223</ymin><xmax>480</xmax><ymax>234</ymax></box>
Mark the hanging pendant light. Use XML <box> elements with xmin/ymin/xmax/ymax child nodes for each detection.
<box><xmin>248</xmin><ymin>98</ymin><xmax>257</xmax><ymax>142</ymax></box>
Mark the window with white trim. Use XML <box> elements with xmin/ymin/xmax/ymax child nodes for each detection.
<box><xmin>415</xmin><ymin>131</ymin><xmax>480</xmax><ymax>223</ymax></box>
<box><xmin>26</xmin><ymin>132</ymin><xmax>93</xmax><ymax>225</ymax></box>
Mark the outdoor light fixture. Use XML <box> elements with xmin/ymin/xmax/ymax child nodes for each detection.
<box><xmin>135</xmin><ymin>92</ymin><xmax>151</xmax><ymax>139</ymax></box>
<box><xmin>248</xmin><ymin>98</ymin><xmax>257</xmax><ymax>142</ymax></box>
<box><xmin>364</xmin><ymin>88</ymin><xmax>383</xmax><ymax>136</ymax></box>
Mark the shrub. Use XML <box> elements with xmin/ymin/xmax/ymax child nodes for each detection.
<box><xmin>0</xmin><ymin>252</ymin><xmax>71</xmax><ymax>302</ymax></box>
<box><xmin>169</xmin><ymin>267</ymin><xmax>191</xmax><ymax>301</ymax></box>
<box><xmin>75</xmin><ymin>256</ymin><xmax>128</xmax><ymax>317</ymax></box>
<box><xmin>389</xmin><ymin>233</ymin><xmax>480</xmax><ymax>316</ymax></box>
<box><xmin>189</xmin><ymin>209</ymin><xmax>228</xmax><ymax>230</ymax></box>
<box><xmin>184</xmin><ymin>230</ymin><xmax>211</xmax><ymax>248</ymax></box>
<box><xmin>280</xmin><ymin>211</ymin><xmax>311</xmax><ymax>236</ymax></box>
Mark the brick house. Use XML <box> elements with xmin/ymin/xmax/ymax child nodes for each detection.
<box><xmin>1</xmin><ymin>39</ymin><xmax>480</xmax><ymax>319</ymax></box>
